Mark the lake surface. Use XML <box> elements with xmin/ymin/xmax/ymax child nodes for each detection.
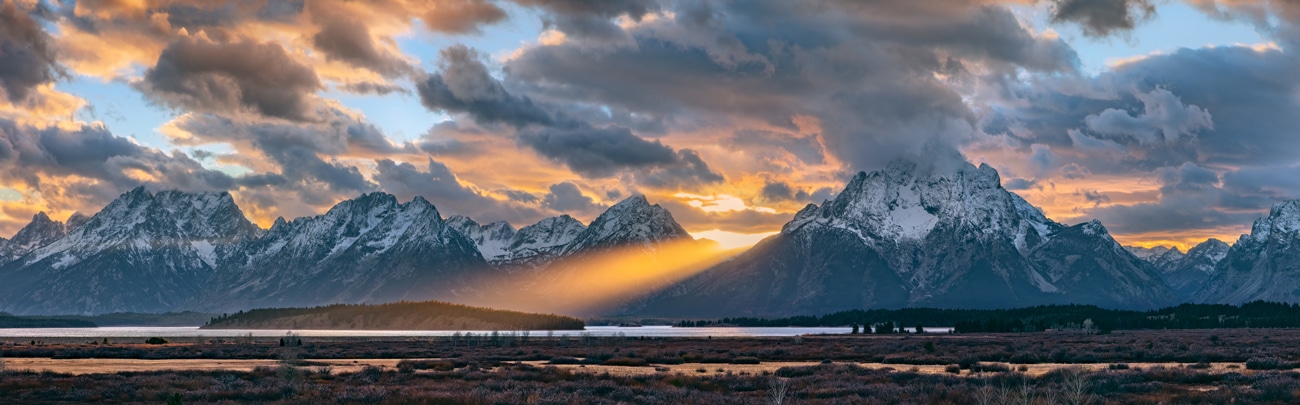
<box><xmin>0</xmin><ymin>325</ymin><xmax>949</xmax><ymax>338</ymax></box>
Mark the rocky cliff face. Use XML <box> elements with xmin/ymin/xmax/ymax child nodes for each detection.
<box><xmin>1195</xmin><ymin>202</ymin><xmax>1300</xmax><ymax>304</ymax></box>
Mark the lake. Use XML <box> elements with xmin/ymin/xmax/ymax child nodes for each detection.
<box><xmin>0</xmin><ymin>326</ymin><xmax>952</xmax><ymax>338</ymax></box>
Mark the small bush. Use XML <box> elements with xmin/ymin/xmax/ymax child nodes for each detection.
<box><xmin>1109</xmin><ymin>363</ymin><xmax>1130</xmax><ymax>370</ymax></box>
<box><xmin>145</xmin><ymin>337</ymin><xmax>168</xmax><ymax>345</ymax></box>
<box><xmin>944</xmin><ymin>364</ymin><xmax>961</xmax><ymax>374</ymax></box>
<box><xmin>1187</xmin><ymin>362</ymin><xmax>1212</xmax><ymax>370</ymax></box>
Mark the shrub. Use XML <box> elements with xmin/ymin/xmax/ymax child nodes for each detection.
<box><xmin>730</xmin><ymin>357</ymin><xmax>760</xmax><ymax>365</ymax></box>
<box><xmin>602</xmin><ymin>357</ymin><xmax>649</xmax><ymax>367</ymax></box>
<box><xmin>969</xmin><ymin>362</ymin><xmax>1010</xmax><ymax>373</ymax></box>
<box><xmin>944</xmin><ymin>364</ymin><xmax>961</xmax><ymax>374</ymax></box>
<box><xmin>1187</xmin><ymin>362</ymin><xmax>1212</xmax><ymax>370</ymax></box>
<box><xmin>1246</xmin><ymin>357</ymin><xmax>1296</xmax><ymax>370</ymax></box>
<box><xmin>1108</xmin><ymin>363</ymin><xmax>1130</xmax><ymax>370</ymax></box>
<box><xmin>145</xmin><ymin>337</ymin><xmax>168</xmax><ymax>345</ymax></box>
<box><xmin>547</xmin><ymin>357</ymin><xmax>582</xmax><ymax>365</ymax></box>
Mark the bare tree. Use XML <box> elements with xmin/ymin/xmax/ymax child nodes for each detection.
<box><xmin>768</xmin><ymin>377</ymin><xmax>790</xmax><ymax>405</ymax></box>
<box><xmin>1060</xmin><ymin>367</ymin><xmax>1095</xmax><ymax>405</ymax></box>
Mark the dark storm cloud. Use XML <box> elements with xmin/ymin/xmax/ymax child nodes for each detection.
<box><xmin>503</xmin><ymin>0</ymin><xmax>1081</xmax><ymax>173</ymax></box>
<box><xmin>0</xmin><ymin>1</ymin><xmax>63</xmax><ymax>103</ymax></box>
<box><xmin>417</xmin><ymin>44</ymin><xmax>727</xmax><ymax>186</ymax></box>
<box><xmin>760</xmin><ymin>180</ymin><xmax>836</xmax><ymax>204</ymax></box>
<box><xmin>138</xmin><ymin>36</ymin><xmax>323</xmax><ymax>121</ymax></box>
<box><xmin>416</xmin><ymin>45</ymin><xmax>558</xmax><ymax>128</ymax></box>
<box><xmin>0</xmin><ymin>117</ymin><xmax>237</xmax><ymax>204</ymax></box>
<box><xmin>1080</xmin><ymin>161</ymin><xmax>1257</xmax><ymax>235</ymax></box>
<box><xmin>373</xmin><ymin>158</ymin><xmax>546</xmax><ymax>223</ymax></box>
<box><xmin>637</xmin><ymin>149</ymin><xmax>727</xmax><ymax>189</ymax></box>
<box><xmin>309</xmin><ymin>6</ymin><xmax>413</xmax><ymax>78</ymax></box>
<box><xmin>542</xmin><ymin>182</ymin><xmax>603</xmax><ymax>214</ymax></box>
<box><xmin>1050</xmin><ymin>0</ymin><xmax>1156</xmax><ymax>37</ymax></box>
<box><xmin>517</xmin><ymin>125</ymin><xmax>678</xmax><ymax>177</ymax></box>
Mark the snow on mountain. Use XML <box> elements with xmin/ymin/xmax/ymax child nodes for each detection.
<box><xmin>1195</xmin><ymin>201</ymin><xmax>1300</xmax><ymax>304</ymax></box>
<box><xmin>0</xmin><ymin>187</ymin><xmax>261</xmax><ymax>315</ymax></box>
<box><xmin>626</xmin><ymin>160</ymin><xmax>1176</xmax><ymax>317</ymax></box>
<box><xmin>446</xmin><ymin>216</ymin><xmax>517</xmax><ymax>261</ymax></box>
<box><xmin>1126</xmin><ymin>245</ymin><xmax>1186</xmax><ymax>269</ymax></box>
<box><xmin>194</xmin><ymin>193</ymin><xmax>490</xmax><ymax>312</ymax></box>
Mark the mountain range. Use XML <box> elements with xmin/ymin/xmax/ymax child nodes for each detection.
<box><xmin>0</xmin><ymin>161</ymin><xmax>1296</xmax><ymax>317</ymax></box>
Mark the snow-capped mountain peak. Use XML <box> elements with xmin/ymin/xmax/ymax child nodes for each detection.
<box><xmin>560</xmin><ymin>195</ymin><xmax>691</xmax><ymax>255</ymax></box>
<box><xmin>783</xmin><ymin>160</ymin><xmax>1059</xmax><ymax>253</ymax></box>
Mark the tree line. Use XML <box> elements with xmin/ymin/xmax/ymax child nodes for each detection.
<box><xmin>676</xmin><ymin>301</ymin><xmax>1300</xmax><ymax>333</ymax></box>
<box><xmin>205</xmin><ymin>300</ymin><xmax>585</xmax><ymax>331</ymax></box>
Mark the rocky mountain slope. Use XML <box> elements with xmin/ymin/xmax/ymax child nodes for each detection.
<box><xmin>626</xmin><ymin>161</ymin><xmax>1177</xmax><ymax>317</ymax></box>
<box><xmin>1195</xmin><ymin>201</ymin><xmax>1300</xmax><ymax>304</ymax></box>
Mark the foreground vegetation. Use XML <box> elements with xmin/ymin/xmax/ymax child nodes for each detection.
<box><xmin>203</xmin><ymin>300</ymin><xmax>585</xmax><ymax>331</ymax></box>
<box><xmin>679</xmin><ymin>301</ymin><xmax>1300</xmax><ymax>333</ymax></box>
<box><xmin>2</xmin><ymin>359</ymin><xmax>1299</xmax><ymax>403</ymax></box>
<box><xmin>2</xmin><ymin>329</ymin><xmax>1300</xmax><ymax>403</ymax></box>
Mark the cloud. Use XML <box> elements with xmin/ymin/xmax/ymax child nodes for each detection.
<box><xmin>373</xmin><ymin>158</ymin><xmax>546</xmax><ymax>224</ymax></box>
<box><xmin>0</xmin><ymin>2</ymin><xmax>63</xmax><ymax>103</ymax></box>
<box><xmin>1083</xmin><ymin>88</ymin><xmax>1213</xmax><ymax>144</ymax></box>
<box><xmin>542</xmin><ymin>181</ymin><xmax>604</xmax><ymax>214</ymax></box>
<box><xmin>517</xmin><ymin>125</ymin><xmax>677</xmax><ymax>177</ymax></box>
<box><xmin>416</xmin><ymin>45</ymin><xmax>557</xmax><ymax>127</ymax></box>
<box><xmin>1050</xmin><ymin>0</ymin><xmax>1157</xmax><ymax>37</ymax></box>
<box><xmin>422</xmin><ymin>0</ymin><xmax>509</xmax><ymax>34</ymax></box>
<box><xmin>0</xmin><ymin>116</ymin><xmax>244</xmax><ymax>222</ymax></box>
<box><xmin>309</xmin><ymin>5</ymin><xmax>414</xmax><ymax>78</ymax></box>
<box><xmin>339</xmin><ymin>81</ymin><xmax>409</xmax><ymax>96</ymax></box>
<box><xmin>503</xmin><ymin>0</ymin><xmax>1080</xmax><ymax>176</ymax></box>
<box><xmin>138</xmin><ymin>35</ymin><xmax>323</xmax><ymax>121</ymax></box>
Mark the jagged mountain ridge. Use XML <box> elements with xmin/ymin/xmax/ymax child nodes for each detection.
<box><xmin>625</xmin><ymin>161</ymin><xmax>1178</xmax><ymax>317</ymax></box>
<box><xmin>1195</xmin><ymin>201</ymin><xmax>1300</xmax><ymax>304</ymax></box>
<box><xmin>1128</xmin><ymin>240</ymin><xmax>1229</xmax><ymax>302</ymax></box>
<box><xmin>0</xmin><ymin>188</ymin><xmax>262</xmax><ymax>315</ymax></box>
<box><xmin>192</xmin><ymin>193</ymin><xmax>490</xmax><ymax>312</ymax></box>
<box><xmin>0</xmin><ymin>212</ymin><xmax>75</xmax><ymax>265</ymax></box>
<box><xmin>446</xmin><ymin>214</ymin><xmax>587</xmax><ymax>270</ymax></box>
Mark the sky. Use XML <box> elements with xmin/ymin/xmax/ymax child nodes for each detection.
<box><xmin>0</xmin><ymin>0</ymin><xmax>1297</xmax><ymax>251</ymax></box>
